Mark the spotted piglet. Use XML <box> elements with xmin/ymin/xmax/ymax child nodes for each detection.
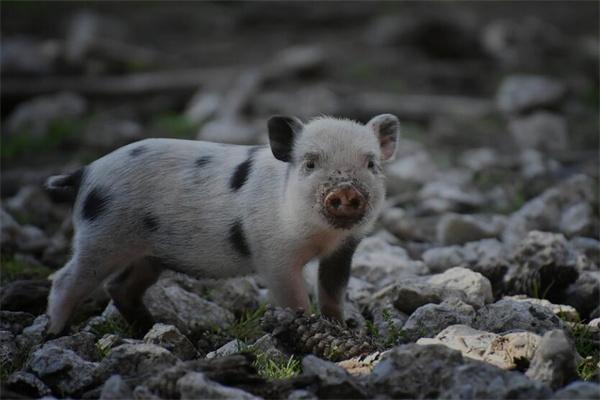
<box><xmin>45</xmin><ymin>114</ymin><xmax>400</xmax><ymax>335</ymax></box>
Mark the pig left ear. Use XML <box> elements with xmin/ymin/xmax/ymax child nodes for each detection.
<box><xmin>268</xmin><ymin>115</ymin><xmax>303</xmax><ymax>162</ymax></box>
<box><xmin>367</xmin><ymin>114</ymin><xmax>400</xmax><ymax>162</ymax></box>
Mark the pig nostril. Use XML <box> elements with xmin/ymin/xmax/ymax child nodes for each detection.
<box><xmin>350</xmin><ymin>198</ymin><xmax>361</xmax><ymax>209</ymax></box>
<box><xmin>331</xmin><ymin>197</ymin><xmax>342</xmax><ymax>209</ymax></box>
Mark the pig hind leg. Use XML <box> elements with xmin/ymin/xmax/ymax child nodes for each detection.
<box><xmin>47</xmin><ymin>248</ymin><xmax>124</xmax><ymax>335</ymax></box>
<box><xmin>105</xmin><ymin>257</ymin><xmax>163</xmax><ymax>336</ymax></box>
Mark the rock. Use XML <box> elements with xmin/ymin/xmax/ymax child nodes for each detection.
<box><xmin>525</xmin><ymin>329</ymin><xmax>577</xmax><ymax>390</ymax></box>
<box><xmin>402</xmin><ymin>299</ymin><xmax>476</xmax><ymax>342</ymax></box>
<box><xmin>184</xmin><ymin>91</ymin><xmax>221</xmax><ymax>125</ymax></box>
<box><xmin>255</xmin><ymin>86</ymin><xmax>340</xmax><ymax>120</ymax></box>
<box><xmin>99</xmin><ymin>374</ymin><xmax>133</xmax><ymax>400</ymax></box>
<box><xmin>509</xmin><ymin>112</ymin><xmax>568</xmax><ymax>153</ymax></box>
<box><xmin>43</xmin><ymin>331</ymin><xmax>99</xmax><ymax>361</ymax></box>
<box><xmin>195</xmin><ymin>277</ymin><xmax>261</xmax><ymax>316</ymax></box>
<box><xmin>385</xmin><ymin>150</ymin><xmax>437</xmax><ymax>193</ymax></box>
<box><xmin>370</xmin><ymin>343</ymin><xmax>551</xmax><ymax>399</ymax></box>
<box><xmin>427</xmin><ymin>267</ymin><xmax>493</xmax><ymax>308</ymax></box>
<box><xmin>504</xmin><ymin>231</ymin><xmax>582</xmax><ymax>301</ymax></box>
<box><xmin>16</xmin><ymin>314</ymin><xmax>49</xmax><ymax>352</ymax></box>
<box><xmin>519</xmin><ymin>149</ymin><xmax>562</xmax><ymax>179</ymax></box>
<box><xmin>0</xmin><ymin>310</ymin><xmax>35</xmax><ymax>335</ymax></box>
<box><xmin>5</xmin><ymin>92</ymin><xmax>87</xmax><ymax>137</ymax></box>
<box><xmin>177</xmin><ymin>371</ymin><xmax>260</xmax><ymax>400</ymax></box>
<box><xmin>369</xmin><ymin>302</ymin><xmax>408</xmax><ymax>341</ymax></box>
<box><xmin>249</xmin><ymin>334</ymin><xmax>287</xmax><ymax>364</ymax></box>
<box><xmin>15</xmin><ymin>225</ymin><xmax>50</xmax><ymax>253</ymax></box>
<box><xmin>97</xmin><ymin>334</ymin><xmax>125</xmax><ymax>355</ymax></box>
<box><xmin>264</xmin><ymin>45</ymin><xmax>326</xmax><ymax>80</ymax></box>
<box><xmin>564</xmin><ymin>271</ymin><xmax>600</xmax><ymax>319</ymax></box>
<box><xmin>206</xmin><ymin>339</ymin><xmax>242</xmax><ymax>359</ymax></box>
<box><xmin>552</xmin><ymin>381</ymin><xmax>600</xmax><ymax>399</ymax></box>
<box><xmin>0</xmin><ymin>279</ymin><xmax>51</xmax><ymax>315</ymax></box>
<box><xmin>5</xmin><ymin>185</ymin><xmax>61</xmax><ymax>228</ymax></box>
<box><xmin>422</xmin><ymin>239</ymin><xmax>509</xmax><ymax>291</ymax></box>
<box><xmin>418</xmin><ymin>181</ymin><xmax>485</xmax><ymax>213</ymax></box>
<box><xmin>144</xmin><ymin>323</ymin><xmax>196</xmax><ymax>360</ymax></box>
<box><xmin>97</xmin><ymin>343</ymin><xmax>178</xmax><ymax>385</ymax></box>
<box><xmin>474</xmin><ymin>298</ymin><xmax>565</xmax><ymax>335</ymax></box>
<box><xmin>83</xmin><ymin>115</ymin><xmax>144</xmax><ymax>151</ymax></box>
<box><xmin>198</xmin><ymin>118</ymin><xmax>259</xmax><ymax>145</ymax></box>
<box><xmin>496</xmin><ymin>75</ymin><xmax>566</xmax><ymax>115</ymax></box>
<box><xmin>288</xmin><ymin>389</ymin><xmax>318</xmax><ymax>400</ymax></box>
<box><xmin>570</xmin><ymin>237</ymin><xmax>600</xmax><ymax>265</ymax></box>
<box><xmin>503</xmin><ymin>174</ymin><xmax>596</xmax><ymax>247</ymax></box>
<box><xmin>144</xmin><ymin>277</ymin><xmax>234</xmax><ymax>336</ymax></box>
<box><xmin>337</xmin><ymin>351</ymin><xmax>386</xmax><ymax>376</ymax></box>
<box><xmin>352</xmin><ymin>236</ymin><xmax>429</xmax><ymax>286</ymax></box>
<box><xmin>301</xmin><ymin>355</ymin><xmax>367</xmax><ymax>398</ymax></box>
<box><xmin>560</xmin><ymin>202</ymin><xmax>594</xmax><ymax>238</ymax></box>
<box><xmin>1</xmin><ymin>36</ymin><xmax>60</xmax><ymax>76</ymax></box>
<box><xmin>417</xmin><ymin>325</ymin><xmax>541</xmax><ymax>370</ymax></box>
<box><xmin>380</xmin><ymin>208</ymin><xmax>438</xmax><ymax>242</ymax></box>
<box><xmin>436</xmin><ymin>213</ymin><xmax>506</xmax><ymax>245</ymax></box>
<box><xmin>506</xmin><ymin>295</ymin><xmax>579</xmax><ymax>322</ymax></box>
<box><xmin>459</xmin><ymin>147</ymin><xmax>500</xmax><ymax>172</ymax></box>
<box><xmin>132</xmin><ymin>385</ymin><xmax>161</xmax><ymax>399</ymax></box>
<box><xmin>0</xmin><ymin>330</ymin><xmax>18</xmax><ymax>372</ymax></box>
<box><xmin>27</xmin><ymin>345</ymin><xmax>99</xmax><ymax>396</ymax></box>
<box><xmin>346</xmin><ymin>277</ymin><xmax>375</xmax><ymax>306</ymax></box>
<box><xmin>5</xmin><ymin>371</ymin><xmax>52</xmax><ymax>398</ymax></box>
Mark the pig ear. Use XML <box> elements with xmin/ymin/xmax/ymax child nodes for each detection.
<box><xmin>268</xmin><ymin>115</ymin><xmax>303</xmax><ymax>162</ymax></box>
<box><xmin>367</xmin><ymin>114</ymin><xmax>400</xmax><ymax>162</ymax></box>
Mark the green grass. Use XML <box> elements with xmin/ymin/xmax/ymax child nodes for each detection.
<box><xmin>0</xmin><ymin>257</ymin><xmax>53</xmax><ymax>284</ymax></box>
<box><xmin>88</xmin><ymin>316</ymin><xmax>133</xmax><ymax>339</ymax></box>
<box><xmin>253</xmin><ymin>353</ymin><xmax>301</xmax><ymax>380</ymax></box>
<box><xmin>221</xmin><ymin>304</ymin><xmax>267</xmax><ymax>343</ymax></box>
<box><xmin>571</xmin><ymin>323</ymin><xmax>600</xmax><ymax>381</ymax></box>
<box><xmin>366</xmin><ymin>309</ymin><xmax>406</xmax><ymax>348</ymax></box>
<box><xmin>2</xmin><ymin>117</ymin><xmax>87</xmax><ymax>162</ymax></box>
<box><xmin>149</xmin><ymin>113</ymin><xmax>199</xmax><ymax>139</ymax></box>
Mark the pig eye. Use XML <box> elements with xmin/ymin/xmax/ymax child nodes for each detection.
<box><xmin>306</xmin><ymin>160</ymin><xmax>315</xmax><ymax>170</ymax></box>
<box><xmin>367</xmin><ymin>160</ymin><xmax>375</xmax><ymax>169</ymax></box>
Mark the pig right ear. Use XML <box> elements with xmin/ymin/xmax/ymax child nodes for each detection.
<box><xmin>268</xmin><ymin>115</ymin><xmax>303</xmax><ymax>162</ymax></box>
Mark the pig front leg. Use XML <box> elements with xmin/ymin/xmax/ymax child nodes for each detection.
<box><xmin>318</xmin><ymin>239</ymin><xmax>359</xmax><ymax>321</ymax></box>
<box><xmin>262</xmin><ymin>257</ymin><xmax>310</xmax><ymax>313</ymax></box>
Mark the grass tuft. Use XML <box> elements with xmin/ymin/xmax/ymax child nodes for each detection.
<box><xmin>253</xmin><ymin>353</ymin><xmax>301</xmax><ymax>380</ymax></box>
<box><xmin>0</xmin><ymin>257</ymin><xmax>52</xmax><ymax>284</ymax></box>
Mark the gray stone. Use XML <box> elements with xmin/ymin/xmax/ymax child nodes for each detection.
<box><xmin>197</xmin><ymin>118</ymin><xmax>259</xmax><ymax>145</ymax></box>
<box><xmin>301</xmin><ymin>355</ymin><xmax>367</xmax><ymax>398</ymax></box>
<box><xmin>503</xmin><ymin>174</ymin><xmax>596</xmax><ymax>247</ymax></box>
<box><xmin>184</xmin><ymin>91</ymin><xmax>221</xmax><ymax>125</ymax></box>
<box><xmin>496</xmin><ymin>75</ymin><xmax>566</xmax><ymax>115</ymax></box>
<box><xmin>83</xmin><ymin>115</ymin><xmax>144</xmax><ymax>150</ymax></box>
<box><xmin>100</xmin><ymin>374</ymin><xmax>133</xmax><ymax>400</ymax></box>
<box><xmin>427</xmin><ymin>267</ymin><xmax>493</xmax><ymax>307</ymax></box>
<box><xmin>419</xmin><ymin>181</ymin><xmax>485</xmax><ymax>212</ymax></box>
<box><xmin>403</xmin><ymin>299</ymin><xmax>476</xmax><ymax>342</ymax></box>
<box><xmin>43</xmin><ymin>331</ymin><xmax>99</xmax><ymax>361</ymax></box>
<box><xmin>5</xmin><ymin>185</ymin><xmax>60</xmax><ymax>228</ymax></box>
<box><xmin>526</xmin><ymin>330</ymin><xmax>577</xmax><ymax>390</ymax></box>
<box><xmin>560</xmin><ymin>202</ymin><xmax>594</xmax><ymax>238</ymax></box>
<box><xmin>422</xmin><ymin>239</ymin><xmax>509</xmax><ymax>289</ymax></box>
<box><xmin>417</xmin><ymin>325</ymin><xmax>541</xmax><ymax>370</ymax></box>
<box><xmin>0</xmin><ymin>330</ymin><xmax>18</xmax><ymax>372</ymax></box>
<box><xmin>380</xmin><ymin>208</ymin><xmax>439</xmax><ymax>243</ymax></box>
<box><xmin>564</xmin><ymin>271</ymin><xmax>600</xmax><ymax>319</ymax></box>
<box><xmin>287</xmin><ymin>389</ymin><xmax>318</xmax><ymax>400</ymax></box>
<box><xmin>0</xmin><ymin>310</ymin><xmax>35</xmax><ymax>335</ymax></box>
<box><xmin>552</xmin><ymin>381</ymin><xmax>600</xmax><ymax>399</ymax></box>
<box><xmin>506</xmin><ymin>295</ymin><xmax>579</xmax><ymax>322</ymax></box>
<box><xmin>17</xmin><ymin>314</ymin><xmax>49</xmax><ymax>352</ymax></box>
<box><xmin>206</xmin><ymin>339</ymin><xmax>242</xmax><ymax>359</ymax></box>
<box><xmin>368</xmin><ymin>302</ymin><xmax>408</xmax><ymax>342</ymax></box>
<box><xmin>474</xmin><ymin>298</ymin><xmax>565</xmax><ymax>335</ymax></box>
<box><xmin>459</xmin><ymin>147</ymin><xmax>500</xmax><ymax>172</ymax></box>
<box><xmin>98</xmin><ymin>343</ymin><xmax>178</xmax><ymax>384</ymax></box>
<box><xmin>436</xmin><ymin>213</ymin><xmax>506</xmax><ymax>246</ymax></box>
<box><xmin>143</xmin><ymin>323</ymin><xmax>196</xmax><ymax>360</ymax></box>
<box><xmin>255</xmin><ymin>86</ymin><xmax>340</xmax><ymax>120</ymax></box>
<box><xmin>132</xmin><ymin>384</ymin><xmax>161</xmax><ymax>399</ymax></box>
<box><xmin>1</xmin><ymin>36</ymin><xmax>60</xmax><ymax>75</ymax></box>
<box><xmin>385</xmin><ymin>150</ymin><xmax>438</xmax><ymax>192</ymax></box>
<box><xmin>5</xmin><ymin>371</ymin><xmax>52</xmax><ymax>398</ymax></box>
<box><xmin>27</xmin><ymin>345</ymin><xmax>99</xmax><ymax>396</ymax></box>
<box><xmin>519</xmin><ymin>149</ymin><xmax>562</xmax><ymax>179</ymax></box>
<box><xmin>250</xmin><ymin>334</ymin><xmax>288</xmax><ymax>364</ymax></box>
<box><xmin>370</xmin><ymin>343</ymin><xmax>550</xmax><ymax>399</ymax></box>
<box><xmin>194</xmin><ymin>276</ymin><xmax>261</xmax><ymax>316</ymax></box>
<box><xmin>144</xmin><ymin>276</ymin><xmax>234</xmax><ymax>336</ymax></box>
<box><xmin>6</xmin><ymin>92</ymin><xmax>87</xmax><ymax>137</ymax></box>
<box><xmin>264</xmin><ymin>45</ymin><xmax>326</xmax><ymax>80</ymax></box>
<box><xmin>570</xmin><ymin>237</ymin><xmax>600</xmax><ymax>266</ymax></box>
<box><xmin>504</xmin><ymin>231</ymin><xmax>583</xmax><ymax>300</ymax></box>
<box><xmin>176</xmin><ymin>371</ymin><xmax>260</xmax><ymax>400</ymax></box>
<box><xmin>509</xmin><ymin>112</ymin><xmax>568</xmax><ymax>152</ymax></box>
<box><xmin>352</xmin><ymin>236</ymin><xmax>429</xmax><ymax>286</ymax></box>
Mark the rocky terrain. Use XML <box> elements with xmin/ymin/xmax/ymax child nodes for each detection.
<box><xmin>1</xmin><ymin>2</ymin><xmax>599</xmax><ymax>399</ymax></box>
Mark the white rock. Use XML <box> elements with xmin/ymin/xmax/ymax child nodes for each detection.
<box><xmin>177</xmin><ymin>371</ymin><xmax>260</xmax><ymax>400</ymax></box>
<box><xmin>496</xmin><ymin>75</ymin><xmax>566</xmax><ymax>115</ymax></box>
<box><xmin>427</xmin><ymin>267</ymin><xmax>493</xmax><ymax>307</ymax></box>
<box><xmin>509</xmin><ymin>112</ymin><xmax>568</xmax><ymax>152</ymax></box>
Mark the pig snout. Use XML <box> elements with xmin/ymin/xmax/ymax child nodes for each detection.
<box><xmin>324</xmin><ymin>184</ymin><xmax>367</xmax><ymax>224</ymax></box>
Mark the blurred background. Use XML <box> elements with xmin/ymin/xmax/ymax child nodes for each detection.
<box><xmin>1</xmin><ymin>1</ymin><xmax>598</xmax><ymax>281</ymax></box>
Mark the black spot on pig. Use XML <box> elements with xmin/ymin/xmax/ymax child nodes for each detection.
<box><xmin>82</xmin><ymin>188</ymin><xmax>111</xmax><ymax>221</ymax></box>
<box><xmin>229</xmin><ymin>220</ymin><xmax>251</xmax><ymax>256</ymax></box>
<box><xmin>195</xmin><ymin>156</ymin><xmax>212</xmax><ymax>168</ymax></box>
<box><xmin>129</xmin><ymin>146</ymin><xmax>147</xmax><ymax>157</ymax></box>
<box><xmin>142</xmin><ymin>213</ymin><xmax>160</xmax><ymax>232</ymax></box>
<box><xmin>230</xmin><ymin>147</ymin><xmax>262</xmax><ymax>191</ymax></box>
